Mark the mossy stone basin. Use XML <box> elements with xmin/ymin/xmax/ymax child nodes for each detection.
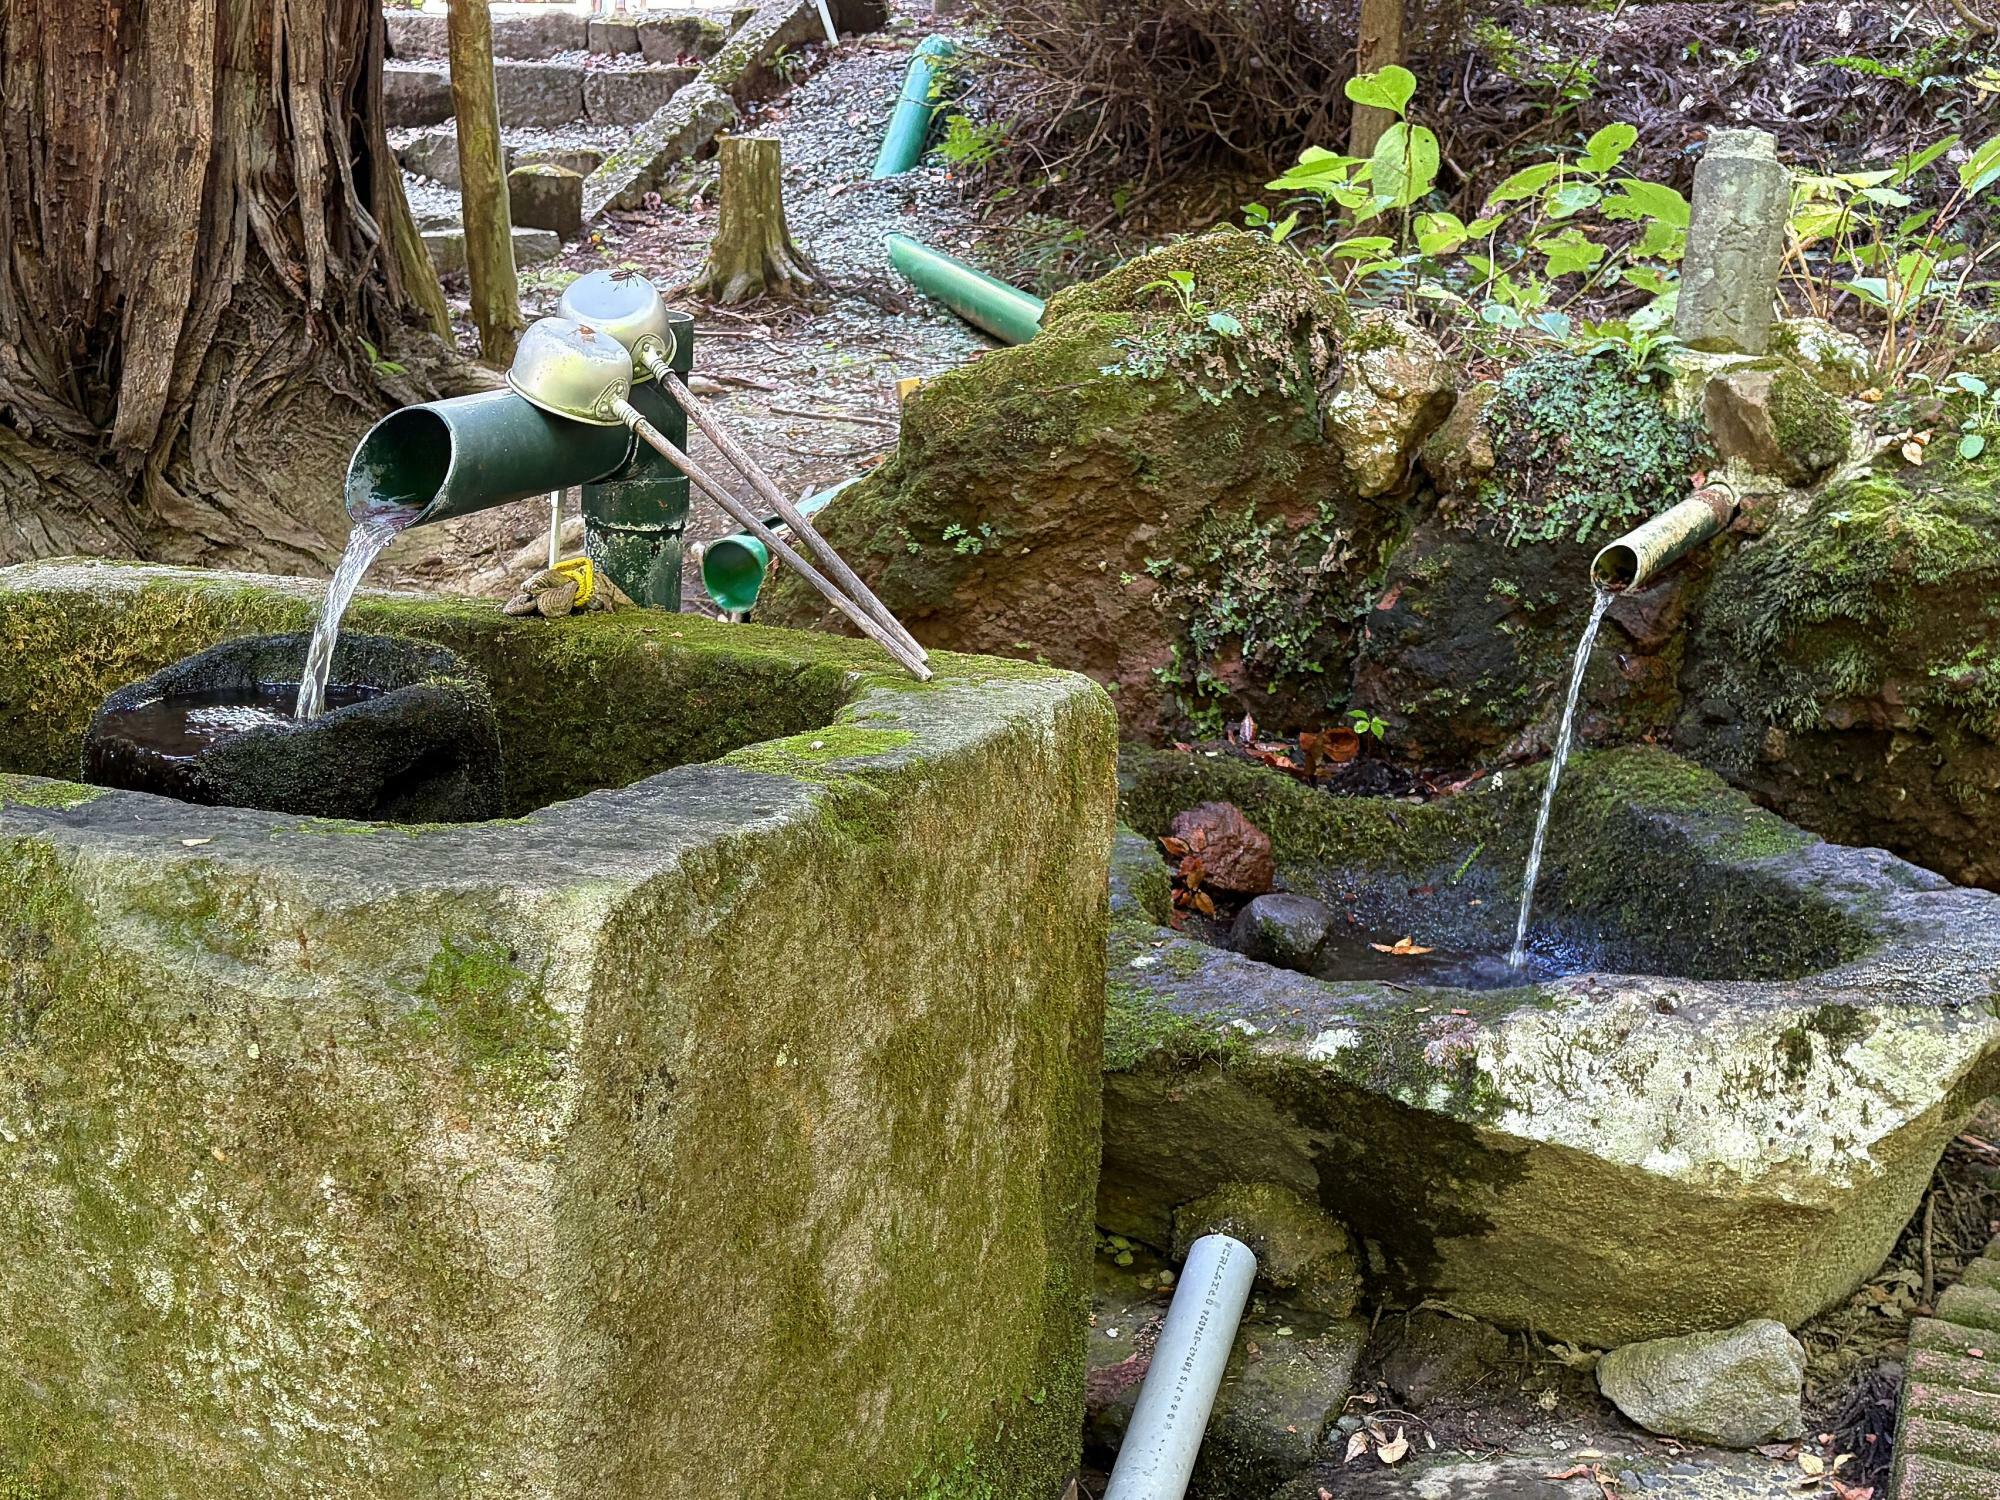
<box><xmin>83</xmin><ymin>631</ymin><xmax>502</xmax><ymax>822</ymax></box>
<box><xmin>0</xmin><ymin>560</ymin><xmax>1116</xmax><ymax>1500</ymax></box>
<box><xmin>1105</xmin><ymin>745</ymin><xmax>2000</xmax><ymax>1348</ymax></box>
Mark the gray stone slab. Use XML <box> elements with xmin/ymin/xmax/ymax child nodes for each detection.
<box><xmin>422</xmin><ymin>223</ymin><xmax>561</xmax><ymax>273</ymax></box>
<box><xmin>583</xmin><ymin>65</ymin><xmax>695</xmax><ymax>126</ymax></box>
<box><xmin>507</xmin><ymin>162</ymin><xmax>585</xmax><ymax>239</ymax></box>
<box><xmin>493</xmin><ymin>58</ymin><xmax>585</xmax><ymax>128</ymax></box>
<box><xmin>382</xmin><ymin>61</ymin><xmax>453</xmax><ymax>128</ymax></box>
<box><xmin>1675</xmin><ymin>128</ymin><xmax>1789</xmax><ymax>354</ymax></box>
<box><xmin>385</xmin><ymin>9</ymin><xmax>587</xmax><ymax>60</ymax></box>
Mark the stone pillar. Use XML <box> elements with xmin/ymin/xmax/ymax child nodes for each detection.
<box><xmin>1675</xmin><ymin>128</ymin><xmax>1789</xmax><ymax>354</ymax></box>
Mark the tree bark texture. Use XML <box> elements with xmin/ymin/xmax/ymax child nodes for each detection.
<box><xmin>0</xmin><ymin>0</ymin><xmax>452</xmax><ymax>570</ymax></box>
<box><xmin>448</xmin><ymin>0</ymin><xmax>522</xmax><ymax>363</ymax></box>
<box><xmin>1347</xmin><ymin>0</ymin><xmax>1406</xmax><ymax>158</ymax></box>
<box><xmin>694</xmin><ymin>134</ymin><xmax>820</xmax><ymax>304</ymax></box>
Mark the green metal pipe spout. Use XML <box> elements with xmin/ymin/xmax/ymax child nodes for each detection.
<box><xmin>700</xmin><ymin>476</ymin><xmax>861</xmax><ymax>614</ymax></box>
<box><xmin>344</xmin><ymin>310</ymin><xmax>695</xmax><ymax>609</ymax></box>
<box><xmin>1591</xmin><ymin>480</ymin><xmax>1738</xmax><ymax>592</ymax></box>
<box><xmin>887</xmin><ymin>233</ymin><xmax>1044</xmax><ymax>346</ymax></box>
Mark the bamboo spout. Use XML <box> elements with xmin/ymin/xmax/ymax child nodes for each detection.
<box><xmin>1592</xmin><ymin>481</ymin><xmax>1739</xmax><ymax>591</ymax></box>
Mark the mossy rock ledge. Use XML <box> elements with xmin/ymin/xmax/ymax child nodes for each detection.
<box><xmin>1104</xmin><ymin>744</ymin><xmax>2000</xmax><ymax>1349</ymax></box>
<box><xmin>760</xmin><ymin>232</ymin><xmax>1452</xmax><ymax>741</ymax></box>
<box><xmin>0</xmin><ymin>561</ymin><xmax>1116</xmax><ymax>1500</ymax></box>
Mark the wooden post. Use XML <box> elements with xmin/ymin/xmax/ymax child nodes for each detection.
<box><xmin>694</xmin><ymin>134</ymin><xmax>820</xmax><ymax>304</ymax></box>
<box><xmin>448</xmin><ymin>0</ymin><xmax>523</xmax><ymax>362</ymax></box>
<box><xmin>1347</xmin><ymin>0</ymin><xmax>1406</xmax><ymax>159</ymax></box>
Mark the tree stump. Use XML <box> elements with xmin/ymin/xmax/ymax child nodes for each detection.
<box><xmin>449</xmin><ymin>0</ymin><xmax>524</xmax><ymax>362</ymax></box>
<box><xmin>694</xmin><ymin>135</ymin><xmax>820</xmax><ymax>304</ymax></box>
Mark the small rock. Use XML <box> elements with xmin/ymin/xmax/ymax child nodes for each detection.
<box><xmin>1230</xmin><ymin>893</ymin><xmax>1337</xmax><ymax>971</ymax></box>
<box><xmin>1381</xmin><ymin>1311</ymin><xmax>1511</xmax><ymax>1409</ymax></box>
<box><xmin>1418</xmin><ymin>380</ymin><xmax>1496</xmax><ymax>495</ymax></box>
<box><xmin>508</xmin><ymin>163</ymin><xmax>585</xmax><ymax>240</ymax></box>
<box><xmin>1702</xmin><ymin>361</ymin><xmax>1851</xmax><ymax>486</ymax></box>
<box><xmin>1597</xmin><ymin>1318</ymin><xmax>1804</xmax><ymax>1448</ymax></box>
<box><xmin>1170</xmin><ymin>1181</ymin><xmax>1360</xmax><ymax>1319</ymax></box>
<box><xmin>1167</xmin><ymin>802</ymin><xmax>1274</xmax><ymax>896</ymax></box>
<box><xmin>1324</xmin><ymin>312</ymin><xmax>1457</xmax><ymax>497</ymax></box>
<box><xmin>1773</xmin><ymin>316</ymin><xmax>1872</xmax><ymax>395</ymax></box>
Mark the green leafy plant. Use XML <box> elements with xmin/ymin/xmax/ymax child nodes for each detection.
<box><xmin>1348</xmin><ymin>707</ymin><xmax>1389</xmax><ymax>738</ymax></box>
<box><xmin>357</xmin><ymin>337</ymin><xmax>406</xmax><ymax>378</ymax></box>
<box><xmin>1785</xmin><ymin>129</ymin><xmax>2000</xmax><ymax>379</ymax></box>
<box><xmin>937</xmin><ymin>113</ymin><xmax>1009</xmax><ymax>171</ymax></box>
<box><xmin>1256</xmin><ymin>70</ymin><xmax>1689</xmax><ymax>358</ymax></box>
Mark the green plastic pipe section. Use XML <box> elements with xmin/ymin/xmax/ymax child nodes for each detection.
<box><xmin>344</xmin><ymin>312</ymin><xmax>695</xmax><ymax>609</ymax></box>
<box><xmin>870</xmin><ymin>36</ymin><xmax>956</xmax><ymax>179</ymax></box>
<box><xmin>886</xmin><ymin>233</ymin><xmax>1044</xmax><ymax>346</ymax></box>
<box><xmin>702</xmin><ymin>476</ymin><xmax>862</xmax><ymax>613</ymax></box>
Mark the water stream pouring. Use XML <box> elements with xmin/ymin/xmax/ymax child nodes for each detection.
<box><xmin>1509</xmin><ymin>479</ymin><xmax>1743</xmax><ymax>964</ymax></box>
<box><xmin>505</xmin><ymin>316</ymin><xmax>931</xmax><ymax>680</ymax></box>
<box><xmin>556</xmin><ymin>270</ymin><xmax>926</xmax><ymax>665</ymax></box>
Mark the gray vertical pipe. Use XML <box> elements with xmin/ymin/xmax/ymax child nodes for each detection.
<box><xmin>1103</xmin><ymin>1235</ymin><xmax>1257</xmax><ymax>1500</ymax></box>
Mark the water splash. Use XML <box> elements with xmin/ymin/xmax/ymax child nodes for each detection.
<box><xmin>1509</xmin><ymin>587</ymin><xmax>1614</xmax><ymax>969</ymax></box>
<box><xmin>296</xmin><ymin>515</ymin><xmax>406</xmax><ymax>721</ymax></box>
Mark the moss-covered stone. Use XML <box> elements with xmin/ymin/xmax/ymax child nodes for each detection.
<box><xmin>1356</xmin><ymin>353</ymin><xmax>1715</xmax><ymax>766</ymax></box>
<box><xmin>0</xmin><ymin>562</ymin><xmax>1116</xmax><ymax>1500</ymax></box>
<box><xmin>1096</xmin><ymin>746</ymin><xmax>2000</xmax><ymax>1346</ymax></box>
<box><xmin>1679</xmin><ymin>460</ymin><xmax>2000</xmax><ymax>887</ymax></box>
<box><xmin>759</xmin><ymin>233</ymin><xmax>1419</xmax><ymax>741</ymax></box>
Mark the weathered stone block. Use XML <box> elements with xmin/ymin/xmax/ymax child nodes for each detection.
<box><xmin>1701</xmin><ymin>360</ymin><xmax>1851</xmax><ymax>486</ymax></box>
<box><xmin>584</xmin><ymin>65</ymin><xmax>696</xmax><ymax>126</ymax></box>
<box><xmin>1675</xmin><ymin>128</ymin><xmax>1789</xmax><ymax>354</ymax></box>
<box><xmin>1103</xmin><ymin>745</ymin><xmax>2000</xmax><ymax>1347</ymax></box>
<box><xmin>382</xmin><ymin>61</ymin><xmax>454</xmax><ymax>128</ymax></box>
<box><xmin>1598</xmin><ymin>1319</ymin><xmax>1805</xmax><ymax>1447</ymax></box>
<box><xmin>390</xmin><ymin>11</ymin><xmax>589</xmax><ymax>60</ymax></box>
<box><xmin>509</xmin><ymin>163</ymin><xmax>585</xmax><ymax>239</ymax></box>
<box><xmin>636</xmin><ymin>13</ymin><xmax>730</xmax><ymax>62</ymax></box>
<box><xmin>515</xmin><ymin>143</ymin><xmax>608</xmax><ymax>178</ymax></box>
<box><xmin>0</xmin><ymin>561</ymin><xmax>1114</xmax><ymax>1498</ymax></box>
<box><xmin>494</xmin><ymin>59</ymin><xmax>586</xmax><ymax>128</ymax></box>
<box><xmin>423</xmin><ymin>224</ymin><xmax>561</xmax><ymax>273</ymax></box>
<box><xmin>588</xmin><ymin>17</ymin><xmax>641</xmax><ymax>54</ymax></box>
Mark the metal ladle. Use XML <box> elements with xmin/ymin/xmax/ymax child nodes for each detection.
<box><xmin>507</xmin><ymin>317</ymin><xmax>931</xmax><ymax>680</ymax></box>
<box><xmin>556</xmin><ymin>270</ymin><xmax>926</xmax><ymax>665</ymax></box>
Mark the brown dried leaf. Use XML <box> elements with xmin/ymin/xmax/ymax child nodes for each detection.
<box><xmin>1376</xmin><ymin>1429</ymin><xmax>1409</xmax><ymax>1465</ymax></box>
<box><xmin>1191</xmin><ymin>890</ymin><xmax>1217</xmax><ymax>917</ymax></box>
<box><xmin>1161</xmin><ymin>835</ymin><xmax>1191</xmax><ymax>857</ymax></box>
<box><xmin>1342</xmin><ymin>1431</ymin><xmax>1370</xmax><ymax>1464</ymax></box>
<box><xmin>1368</xmin><ymin>936</ymin><xmax>1435</xmax><ymax>956</ymax></box>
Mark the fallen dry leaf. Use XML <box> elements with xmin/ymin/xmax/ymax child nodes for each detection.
<box><xmin>1161</xmin><ymin>835</ymin><xmax>1190</xmax><ymax>857</ymax></box>
<box><xmin>1369</xmin><ymin>936</ymin><xmax>1435</xmax><ymax>956</ymax></box>
<box><xmin>1376</xmin><ymin>1429</ymin><xmax>1409</xmax><ymax>1465</ymax></box>
<box><xmin>181</xmin><ymin>837</ymin><xmax>212</xmax><ymax>847</ymax></box>
<box><xmin>1544</xmin><ymin>1468</ymin><xmax>1591</xmax><ymax>1482</ymax></box>
<box><xmin>1343</xmin><ymin>1430</ymin><xmax>1370</xmax><ymax>1464</ymax></box>
<box><xmin>1799</xmin><ymin>1453</ymin><xmax>1825</xmax><ymax>1476</ymax></box>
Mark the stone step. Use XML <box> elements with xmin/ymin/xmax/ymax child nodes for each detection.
<box><xmin>393</xmin><ymin>124</ymin><xmax>615</xmax><ymax>192</ymax></box>
<box><xmin>422</xmin><ymin>224</ymin><xmax>561</xmax><ymax>275</ymax></box>
<box><xmin>1908</xmin><ymin>1345</ymin><xmax>2000</xmax><ymax>1398</ymax></box>
<box><xmin>386</xmin><ymin>8</ymin><xmax>729</xmax><ymax>63</ymax></box>
<box><xmin>1891</xmin><ymin>1451</ymin><xmax>2000</xmax><ymax>1500</ymax></box>
<box><xmin>1910</xmin><ymin>1317</ymin><xmax>1996</xmax><ymax>1360</ymax></box>
<box><xmin>1961</xmin><ymin>1256</ymin><xmax>2000</xmax><ymax>1291</ymax></box>
<box><xmin>1936</xmin><ymin>1283</ymin><xmax>2000</xmax><ymax>1333</ymax></box>
<box><xmin>1902</xmin><ymin>1378</ymin><xmax>2000</xmax><ymax>1433</ymax></box>
<box><xmin>382</xmin><ymin>57</ymin><xmax>693</xmax><ymax>130</ymax></box>
<box><xmin>1899</xmin><ymin>1413</ymin><xmax>2000</xmax><ymax>1471</ymax></box>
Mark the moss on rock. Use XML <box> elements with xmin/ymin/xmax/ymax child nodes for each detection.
<box><xmin>1679</xmin><ymin>460</ymin><xmax>2000</xmax><ymax>886</ymax></box>
<box><xmin>0</xmin><ymin>562</ymin><xmax>1116</xmax><ymax>1500</ymax></box>
<box><xmin>758</xmin><ymin>233</ymin><xmax>1413</xmax><ymax>741</ymax></box>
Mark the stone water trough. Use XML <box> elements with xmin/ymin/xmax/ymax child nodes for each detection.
<box><xmin>0</xmin><ymin>561</ymin><xmax>1114</xmax><ymax>1498</ymax></box>
<box><xmin>1107</xmin><ymin>746</ymin><xmax>2000</xmax><ymax>1349</ymax></box>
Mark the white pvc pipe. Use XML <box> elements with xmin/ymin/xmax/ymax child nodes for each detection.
<box><xmin>546</xmin><ymin>491</ymin><xmax>562</xmax><ymax>571</ymax></box>
<box><xmin>1103</xmin><ymin>1234</ymin><xmax>1257</xmax><ymax>1500</ymax></box>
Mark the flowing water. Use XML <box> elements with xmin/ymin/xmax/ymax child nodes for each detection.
<box><xmin>1508</xmin><ymin>587</ymin><xmax>1614</xmax><ymax>969</ymax></box>
<box><xmin>296</xmin><ymin>515</ymin><xmax>406</xmax><ymax>721</ymax></box>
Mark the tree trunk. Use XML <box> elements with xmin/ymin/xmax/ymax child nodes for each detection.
<box><xmin>694</xmin><ymin>135</ymin><xmax>820</xmax><ymax>304</ymax></box>
<box><xmin>0</xmin><ymin>0</ymin><xmax>453</xmax><ymax>571</ymax></box>
<box><xmin>449</xmin><ymin>0</ymin><xmax>522</xmax><ymax>363</ymax></box>
<box><xmin>1347</xmin><ymin>0</ymin><xmax>1406</xmax><ymax>158</ymax></box>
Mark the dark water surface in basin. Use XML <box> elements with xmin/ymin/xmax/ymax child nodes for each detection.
<box><xmin>92</xmin><ymin>685</ymin><xmax>379</xmax><ymax>764</ymax></box>
<box><xmin>1311</xmin><ymin>929</ymin><xmax>1590</xmax><ymax>991</ymax></box>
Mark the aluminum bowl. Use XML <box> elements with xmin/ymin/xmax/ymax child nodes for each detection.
<box><xmin>557</xmin><ymin>270</ymin><xmax>677</xmax><ymax>378</ymax></box>
<box><xmin>505</xmin><ymin>316</ymin><xmax>635</xmax><ymax>426</ymax></box>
